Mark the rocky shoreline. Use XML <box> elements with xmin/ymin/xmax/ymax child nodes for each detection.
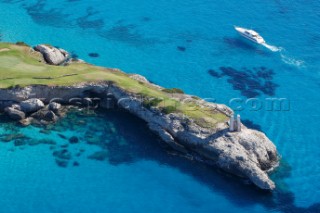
<box><xmin>0</xmin><ymin>44</ymin><xmax>279</xmax><ymax>190</ymax></box>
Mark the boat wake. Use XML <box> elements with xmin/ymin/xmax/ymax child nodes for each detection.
<box><xmin>262</xmin><ymin>42</ymin><xmax>305</xmax><ymax>67</ymax></box>
<box><xmin>280</xmin><ymin>53</ymin><xmax>305</xmax><ymax>67</ymax></box>
<box><xmin>233</xmin><ymin>26</ymin><xmax>304</xmax><ymax>68</ymax></box>
<box><xmin>261</xmin><ymin>43</ymin><xmax>282</xmax><ymax>52</ymax></box>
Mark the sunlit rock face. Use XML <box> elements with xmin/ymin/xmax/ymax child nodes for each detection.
<box><xmin>34</xmin><ymin>44</ymin><xmax>69</xmax><ymax>65</ymax></box>
<box><xmin>0</xmin><ymin>79</ymin><xmax>279</xmax><ymax>190</ymax></box>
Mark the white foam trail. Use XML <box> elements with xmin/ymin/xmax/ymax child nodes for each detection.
<box><xmin>261</xmin><ymin>42</ymin><xmax>305</xmax><ymax>68</ymax></box>
<box><xmin>261</xmin><ymin>43</ymin><xmax>282</xmax><ymax>52</ymax></box>
<box><xmin>280</xmin><ymin>53</ymin><xmax>305</xmax><ymax>67</ymax></box>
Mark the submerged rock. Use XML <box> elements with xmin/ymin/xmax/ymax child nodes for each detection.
<box><xmin>177</xmin><ymin>46</ymin><xmax>186</xmax><ymax>52</ymax></box>
<box><xmin>39</xmin><ymin>129</ymin><xmax>51</xmax><ymax>134</ymax></box>
<box><xmin>58</xmin><ymin>134</ymin><xmax>67</xmax><ymax>139</ymax></box>
<box><xmin>55</xmin><ymin>158</ymin><xmax>68</xmax><ymax>167</ymax></box>
<box><xmin>1</xmin><ymin>133</ymin><xmax>27</xmax><ymax>142</ymax></box>
<box><xmin>31</xmin><ymin>109</ymin><xmax>58</xmax><ymax>122</ymax></box>
<box><xmin>39</xmin><ymin>138</ymin><xmax>56</xmax><ymax>145</ymax></box>
<box><xmin>28</xmin><ymin>140</ymin><xmax>42</xmax><ymax>146</ymax></box>
<box><xmin>53</xmin><ymin>149</ymin><xmax>72</xmax><ymax>160</ymax></box>
<box><xmin>88</xmin><ymin>151</ymin><xmax>108</xmax><ymax>161</ymax></box>
<box><xmin>69</xmin><ymin>136</ymin><xmax>79</xmax><ymax>144</ymax></box>
<box><xmin>14</xmin><ymin>139</ymin><xmax>27</xmax><ymax>146</ymax></box>
<box><xmin>49</xmin><ymin>145</ymin><xmax>56</xmax><ymax>150</ymax></box>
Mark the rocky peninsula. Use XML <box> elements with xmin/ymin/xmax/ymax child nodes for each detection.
<box><xmin>0</xmin><ymin>42</ymin><xmax>279</xmax><ymax>190</ymax></box>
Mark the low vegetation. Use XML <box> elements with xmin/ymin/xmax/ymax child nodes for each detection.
<box><xmin>162</xmin><ymin>88</ymin><xmax>184</xmax><ymax>94</ymax></box>
<box><xmin>0</xmin><ymin>42</ymin><xmax>228</xmax><ymax>128</ymax></box>
<box><xmin>15</xmin><ymin>41</ymin><xmax>29</xmax><ymax>47</ymax></box>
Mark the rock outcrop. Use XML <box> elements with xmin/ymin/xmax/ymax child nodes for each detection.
<box><xmin>5</xmin><ymin>106</ymin><xmax>25</xmax><ymax>120</ymax></box>
<box><xmin>34</xmin><ymin>44</ymin><xmax>69</xmax><ymax>65</ymax></box>
<box><xmin>30</xmin><ymin>109</ymin><xmax>58</xmax><ymax>122</ymax></box>
<box><xmin>108</xmin><ymin>84</ymin><xmax>279</xmax><ymax>190</ymax></box>
<box><xmin>0</xmin><ymin>81</ymin><xmax>279</xmax><ymax>190</ymax></box>
<box><xmin>20</xmin><ymin>98</ymin><xmax>44</xmax><ymax>113</ymax></box>
<box><xmin>48</xmin><ymin>102</ymin><xmax>61</xmax><ymax>113</ymax></box>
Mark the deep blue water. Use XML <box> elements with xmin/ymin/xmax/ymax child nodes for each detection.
<box><xmin>0</xmin><ymin>0</ymin><xmax>320</xmax><ymax>212</ymax></box>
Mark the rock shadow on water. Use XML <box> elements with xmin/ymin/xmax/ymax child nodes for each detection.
<box><xmin>241</xmin><ymin>119</ymin><xmax>263</xmax><ymax>131</ymax></box>
<box><xmin>88</xmin><ymin>53</ymin><xmax>99</xmax><ymax>58</ymax></box>
<box><xmin>70</xmin><ymin>51</ymin><xmax>79</xmax><ymax>59</ymax></box>
<box><xmin>95</xmin><ymin>109</ymin><xmax>320</xmax><ymax>213</ymax></box>
<box><xmin>177</xmin><ymin>46</ymin><xmax>186</xmax><ymax>52</ymax></box>
<box><xmin>141</xmin><ymin>17</ymin><xmax>151</xmax><ymax>22</ymax></box>
<box><xmin>208</xmin><ymin>66</ymin><xmax>278</xmax><ymax>98</ymax></box>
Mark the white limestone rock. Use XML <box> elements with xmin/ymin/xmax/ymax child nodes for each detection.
<box><xmin>48</xmin><ymin>102</ymin><xmax>61</xmax><ymax>112</ymax></box>
<box><xmin>34</xmin><ymin>44</ymin><xmax>69</xmax><ymax>65</ymax></box>
<box><xmin>19</xmin><ymin>98</ymin><xmax>44</xmax><ymax>113</ymax></box>
<box><xmin>0</xmin><ymin>81</ymin><xmax>279</xmax><ymax>190</ymax></box>
<box><xmin>4</xmin><ymin>106</ymin><xmax>25</xmax><ymax>120</ymax></box>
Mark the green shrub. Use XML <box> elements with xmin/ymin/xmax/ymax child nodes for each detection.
<box><xmin>161</xmin><ymin>105</ymin><xmax>177</xmax><ymax>114</ymax></box>
<box><xmin>162</xmin><ymin>88</ymin><xmax>184</xmax><ymax>94</ymax></box>
<box><xmin>142</xmin><ymin>98</ymin><xmax>162</xmax><ymax>109</ymax></box>
<box><xmin>7</xmin><ymin>84</ymin><xmax>22</xmax><ymax>89</ymax></box>
<box><xmin>15</xmin><ymin>41</ymin><xmax>29</xmax><ymax>47</ymax></box>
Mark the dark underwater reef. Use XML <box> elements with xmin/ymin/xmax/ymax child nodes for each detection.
<box><xmin>208</xmin><ymin>66</ymin><xmax>278</xmax><ymax>98</ymax></box>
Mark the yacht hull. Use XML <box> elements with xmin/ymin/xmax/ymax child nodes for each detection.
<box><xmin>234</xmin><ymin>26</ymin><xmax>265</xmax><ymax>44</ymax></box>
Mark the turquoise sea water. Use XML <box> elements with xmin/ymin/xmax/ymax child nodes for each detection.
<box><xmin>0</xmin><ymin>0</ymin><xmax>319</xmax><ymax>212</ymax></box>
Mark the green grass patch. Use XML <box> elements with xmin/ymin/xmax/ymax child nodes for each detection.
<box><xmin>0</xmin><ymin>42</ymin><xmax>228</xmax><ymax>128</ymax></box>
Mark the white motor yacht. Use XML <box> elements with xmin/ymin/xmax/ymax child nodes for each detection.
<box><xmin>234</xmin><ymin>26</ymin><xmax>265</xmax><ymax>44</ymax></box>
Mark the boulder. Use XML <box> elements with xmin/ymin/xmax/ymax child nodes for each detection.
<box><xmin>5</xmin><ymin>107</ymin><xmax>25</xmax><ymax>120</ymax></box>
<box><xmin>19</xmin><ymin>117</ymin><xmax>33</xmax><ymax>126</ymax></box>
<box><xmin>11</xmin><ymin>104</ymin><xmax>22</xmax><ymax>111</ymax></box>
<box><xmin>44</xmin><ymin>111</ymin><xmax>58</xmax><ymax>122</ymax></box>
<box><xmin>129</xmin><ymin>74</ymin><xmax>149</xmax><ymax>83</ymax></box>
<box><xmin>20</xmin><ymin>99</ymin><xmax>44</xmax><ymax>113</ymax></box>
<box><xmin>48</xmin><ymin>102</ymin><xmax>61</xmax><ymax>113</ymax></box>
<box><xmin>0</xmin><ymin>101</ymin><xmax>16</xmax><ymax>111</ymax></box>
<box><xmin>31</xmin><ymin>109</ymin><xmax>58</xmax><ymax>122</ymax></box>
<box><xmin>34</xmin><ymin>44</ymin><xmax>69</xmax><ymax>65</ymax></box>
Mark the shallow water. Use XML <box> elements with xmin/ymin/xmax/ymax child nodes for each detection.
<box><xmin>0</xmin><ymin>0</ymin><xmax>319</xmax><ymax>212</ymax></box>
